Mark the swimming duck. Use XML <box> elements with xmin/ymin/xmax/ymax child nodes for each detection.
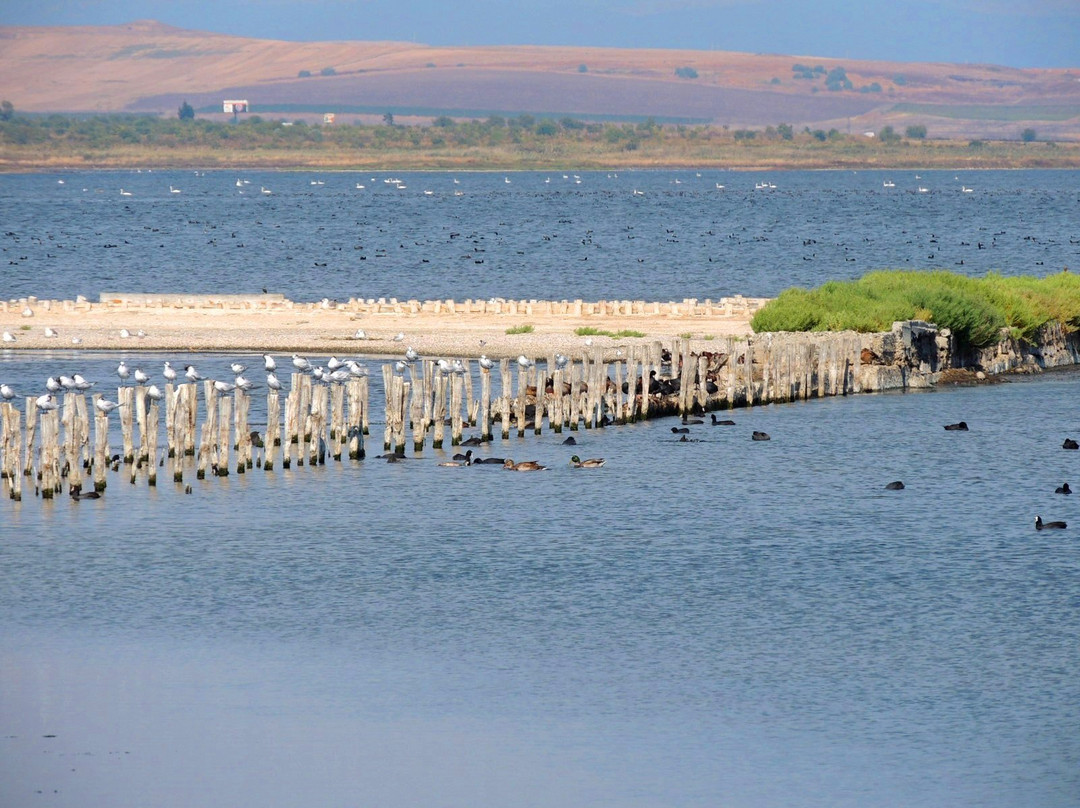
<box><xmin>710</xmin><ymin>415</ymin><xmax>735</xmax><ymax>425</ymax></box>
<box><xmin>473</xmin><ymin>457</ymin><xmax>506</xmax><ymax>465</ymax></box>
<box><xmin>1063</xmin><ymin>438</ymin><xmax>1079</xmax><ymax>450</ymax></box>
<box><xmin>944</xmin><ymin>421</ymin><xmax>969</xmax><ymax>431</ymax></box>
<box><xmin>438</xmin><ymin>458</ymin><xmax>471</xmax><ymax>467</ymax></box>
<box><xmin>885</xmin><ymin>481</ymin><xmax>905</xmax><ymax>490</ymax></box>
<box><xmin>671</xmin><ymin>427</ymin><xmax>689</xmax><ymax>434</ymax></box>
<box><xmin>570</xmin><ymin>455</ymin><xmax>605</xmax><ymax>468</ymax></box>
<box><xmin>1035</xmin><ymin>516</ymin><xmax>1067</xmax><ymax>530</ymax></box>
<box><xmin>69</xmin><ymin>488</ymin><xmax>102</xmax><ymax>500</ymax></box>
<box><xmin>752</xmin><ymin>431</ymin><xmax>771</xmax><ymax>441</ymax></box>
<box><xmin>561</xmin><ymin>436</ymin><xmax>577</xmax><ymax>446</ymax></box>
<box><xmin>503</xmin><ymin>459</ymin><xmax>548</xmax><ymax>471</ymax></box>
<box><xmin>1055</xmin><ymin>483</ymin><xmax>1072</xmax><ymax>494</ymax></box>
<box><xmin>452</xmin><ymin>449</ymin><xmax>473</xmax><ymax>463</ymax></box>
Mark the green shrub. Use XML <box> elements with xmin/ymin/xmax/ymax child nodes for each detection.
<box><xmin>750</xmin><ymin>270</ymin><xmax>1080</xmax><ymax>348</ymax></box>
<box><xmin>505</xmin><ymin>323</ymin><xmax>534</xmax><ymax>334</ymax></box>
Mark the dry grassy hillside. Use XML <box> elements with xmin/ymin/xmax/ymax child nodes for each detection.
<box><xmin>2</xmin><ymin>19</ymin><xmax>1078</xmax><ymax>138</ymax></box>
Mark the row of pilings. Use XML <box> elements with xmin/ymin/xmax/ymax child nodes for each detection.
<box><xmin>1</xmin><ymin>332</ymin><xmax>867</xmax><ymax>502</ymax></box>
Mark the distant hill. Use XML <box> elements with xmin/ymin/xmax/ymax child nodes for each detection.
<box><xmin>2</xmin><ymin>20</ymin><xmax>1078</xmax><ymax>140</ymax></box>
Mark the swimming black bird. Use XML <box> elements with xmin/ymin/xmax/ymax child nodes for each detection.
<box><xmin>69</xmin><ymin>488</ymin><xmax>101</xmax><ymax>500</ymax></box>
<box><xmin>752</xmin><ymin>431</ymin><xmax>771</xmax><ymax>441</ymax></box>
<box><xmin>682</xmin><ymin>417</ymin><xmax>704</xmax><ymax>425</ymax></box>
<box><xmin>1055</xmin><ymin>483</ymin><xmax>1072</xmax><ymax>494</ymax></box>
<box><xmin>461</xmin><ymin>436</ymin><xmax>484</xmax><ymax>446</ymax></box>
<box><xmin>1035</xmin><ymin>516</ymin><xmax>1067</xmax><ymax>530</ymax></box>
<box><xmin>452</xmin><ymin>449</ymin><xmax>473</xmax><ymax>463</ymax></box>
<box><xmin>885</xmin><ymin>481</ymin><xmax>905</xmax><ymax>490</ymax></box>
<box><xmin>711</xmin><ymin>414</ymin><xmax>735</xmax><ymax>425</ymax></box>
<box><xmin>473</xmin><ymin>457</ymin><xmax>506</xmax><ymax>465</ymax></box>
<box><xmin>1063</xmin><ymin>438</ymin><xmax>1079</xmax><ymax>450</ymax></box>
<box><xmin>561</xmin><ymin>436</ymin><xmax>577</xmax><ymax>446</ymax></box>
<box><xmin>944</xmin><ymin>421</ymin><xmax>969</xmax><ymax>431</ymax></box>
<box><xmin>671</xmin><ymin>427</ymin><xmax>690</xmax><ymax>434</ymax></box>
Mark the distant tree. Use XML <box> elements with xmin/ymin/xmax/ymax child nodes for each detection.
<box><xmin>177</xmin><ymin>100</ymin><xmax>195</xmax><ymax>121</ymax></box>
<box><xmin>825</xmin><ymin>67</ymin><xmax>852</xmax><ymax>91</ymax></box>
<box><xmin>733</xmin><ymin>129</ymin><xmax>756</xmax><ymax>140</ymax></box>
<box><xmin>514</xmin><ymin>113</ymin><xmax>535</xmax><ymax>128</ymax></box>
<box><xmin>893</xmin><ymin>74</ymin><xmax>907</xmax><ymax>86</ymax></box>
<box><xmin>905</xmin><ymin>124</ymin><xmax>927</xmax><ymax>139</ymax></box>
<box><xmin>777</xmin><ymin>122</ymin><xmax>794</xmax><ymax>140</ymax></box>
<box><xmin>486</xmin><ymin>114</ymin><xmax>506</xmax><ymax>128</ymax></box>
<box><xmin>432</xmin><ymin>116</ymin><xmax>455</xmax><ymax>128</ymax></box>
<box><xmin>878</xmin><ymin>125</ymin><xmax>902</xmax><ymax>144</ymax></box>
<box><xmin>770</xmin><ymin>77</ymin><xmax>781</xmax><ymax>85</ymax></box>
<box><xmin>382</xmin><ymin>112</ymin><xmax>395</xmax><ymax>126</ymax></box>
<box><xmin>320</xmin><ymin>67</ymin><xmax>337</xmax><ymax>76</ymax></box>
<box><xmin>811</xmin><ymin>129</ymin><xmax>827</xmax><ymax>141</ymax></box>
<box><xmin>0</xmin><ymin>100</ymin><xmax>14</xmax><ymax>121</ymax></box>
<box><xmin>675</xmin><ymin>66</ymin><xmax>699</xmax><ymax>79</ymax></box>
<box><xmin>425</xmin><ymin>62</ymin><xmax>436</xmax><ymax>68</ymax></box>
<box><xmin>578</xmin><ymin>64</ymin><xmax>588</xmax><ymax>73</ymax></box>
<box><xmin>968</xmin><ymin>139</ymin><xmax>985</xmax><ymax>150</ymax></box>
<box><xmin>1021</xmin><ymin>128</ymin><xmax>1037</xmax><ymax>142</ymax></box>
<box><xmin>535</xmin><ymin>119</ymin><xmax>558</xmax><ymax>136</ymax></box>
<box><xmin>860</xmin><ymin>83</ymin><xmax>883</xmax><ymax>93</ymax></box>
<box><xmin>298</xmin><ymin>69</ymin><xmax>312</xmax><ymax>78</ymax></box>
<box><xmin>560</xmin><ymin>117</ymin><xmax>585</xmax><ymax>130</ymax></box>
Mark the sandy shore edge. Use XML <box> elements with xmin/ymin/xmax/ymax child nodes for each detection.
<box><xmin>0</xmin><ymin>296</ymin><xmax>760</xmax><ymax>358</ymax></box>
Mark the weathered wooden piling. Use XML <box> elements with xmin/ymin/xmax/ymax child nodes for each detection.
<box><xmin>265</xmin><ymin>389</ymin><xmax>281</xmax><ymax>471</ymax></box>
<box><xmin>197</xmin><ymin>381</ymin><xmax>218</xmax><ymax>479</ymax></box>
<box><xmin>2</xmin><ymin>402</ymin><xmax>24</xmax><ymax>500</ymax></box>
<box><xmin>431</xmin><ymin>371</ymin><xmax>446</xmax><ymax>450</ymax></box>
<box><xmin>117</xmin><ymin>386</ymin><xmax>135</xmax><ymax>463</ymax></box>
<box><xmin>346</xmin><ymin>377</ymin><xmax>366</xmax><ymax>460</ymax></box>
<box><xmin>146</xmin><ymin>400</ymin><xmax>159</xmax><ymax>486</ymax></box>
<box><xmin>215</xmin><ymin>394</ymin><xmax>232</xmax><ymax>476</ymax></box>
<box><xmin>330</xmin><ymin>383</ymin><xmax>345</xmax><ymax>461</ymax></box>
<box><xmin>450</xmin><ymin>371</ymin><xmax>464</xmax><ymax>445</ymax></box>
<box><xmin>499</xmin><ymin>358</ymin><xmax>512</xmax><ymax>439</ymax></box>
<box><xmin>38</xmin><ymin>408</ymin><xmax>62</xmax><ymax>498</ymax></box>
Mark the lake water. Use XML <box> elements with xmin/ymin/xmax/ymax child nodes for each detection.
<box><xmin>1</xmin><ymin>168</ymin><xmax>1077</xmax><ymax>302</ymax></box>
<box><xmin>1</xmin><ymin>170</ymin><xmax>1079</xmax><ymax>808</ymax></box>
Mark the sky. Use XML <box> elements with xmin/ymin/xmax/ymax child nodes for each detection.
<box><xmin>3</xmin><ymin>0</ymin><xmax>1079</xmax><ymax>68</ymax></box>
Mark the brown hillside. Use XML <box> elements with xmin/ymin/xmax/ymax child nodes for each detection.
<box><xmin>2</xmin><ymin>20</ymin><xmax>1079</xmax><ymax>138</ymax></box>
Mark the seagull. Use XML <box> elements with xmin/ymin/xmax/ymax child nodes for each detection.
<box><xmin>554</xmin><ymin>354</ymin><xmax>569</xmax><ymax>369</ymax></box>
<box><xmin>392</xmin><ymin>332</ymin><xmax>405</xmax><ymax>342</ymax></box>
<box><xmin>21</xmin><ymin>307</ymin><xmax>33</xmax><ymax>318</ymax></box>
<box><xmin>136</xmin><ymin>330</ymin><xmax>146</xmax><ymax>338</ymax></box>
<box><xmin>352</xmin><ymin>329</ymin><xmax>366</xmax><ymax>340</ymax></box>
<box><xmin>35</xmin><ymin>394</ymin><xmax>59</xmax><ymax>411</ymax></box>
<box><xmin>393</xmin><ymin>360</ymin><xmax>407</xmax><ymax>374</ymax></box>
<box><xmin>584</xmin><ymin>337</ymin><xmax>593</xmax><ymax>346</ymax></box>
<box><xmin>405</xmin><ymin>347</ymin><xmax>419</xmax><ymax>362</ymax></box>
<box><xmin>327</xmin><ymin>356</ymin><xmax>346</xmax><ymax>371</ymax></box>
<box><xmin>452</xmin><ymin>359</ymin><xmax>467</xmax><ymax>374</ymax></box>
<box><xmin>436</xmin><ymin>358</ymin><xmax>453</xmax><ymax>373</ymax></box>
<box><xmin>479</xmin><ymin>355</ymin><xmax>494</xmax><ymax>370</ymax></box>
<box><xmin>94</xmin><ymin>398</ymin><xmax>122</xmax><ymax>415</ymax></box>
<box><xmin>59</xmin><ymin>375</ymin><xmax>78</xmax><ymax>391</ymax></box>
<box><xmin>2</xmin><ymin>331</ymin><xmax>16</xmax><ymax>343</ymax></box>
<box><xmin>146</xmin><ymin>384</ymin><xmax>164</xmax><ymax>401</ymax></box>
<box><xmin>162</xmin><ymin>362</ymin><xmax>177</xmax><ymax>382</ymax></box>
<box><xmin>71</xmin><ymin>337</ymin><xmax>82</xmax><ymax>344</ymax></box>
<box><xmin>1</xmin><ymin>383</ymin><xmax>17</xmax><ymax>400</ymax></box>
<box><xmin>213</xmin><ymin>379</ymin><xmax>236</xmax><ymax>393</ymax></box>
<box><xmin>292</xmin><ymin>354</ymin><xmax>312</xmax><ymax>372</ymax></box>
<box><xmin>119</xmin><ymin>328</ymin><xmax>131</xmax><ymax>339</ymax></box>
<box><xmin>263</xmin><ymin>354</ymin><xmax>276</xmax><ymax>372</ymax></box>
<box><xmin>45</xmin><ymin>376</ymin><xmax>62</xmax><ymax>393</ymax></box>
<box><xmin>266</xmin><ymin>372</ymin><xmax>283</xmax><ymax>391</ymax></box>
<box><xmin>229</xmin><ymin>362</ymin><xmax>247</xmax><ymax>375</ymax></box>
<box><xmin>234</xmin><ymin>374</ymin><xmax>256</xmax><ymax>391</ymax></box>
<box><xmin>345</xmin><ymin>360</ymin><xmax>368</xmax><ymax>377</ymax></box>
<box><xmin>133</xmin><ymin>367</ymin><xmax>150</xmax><ymax>385</ymax></box>
<box><xmin>329</xmin><ymin>369</ymin><xmax>352</xmax><ymax>383</ymax></box>
<box><xmin>311</xmin><ymin>366</ymin><xmax>326</xmax><ymax>382</ymax></box>
<box><xmin>44</xmin><ymin>327</ymin><xmax>58</xmax><ymax>338</ymax></box>
<box><xmin>72</xmin><ymin>373</ymin><xmax>95</xmax><ymax>390</ymax></box>
<box><xmin>517</xmin><ymin>355</ymin><xmax>534</xmax><ymax>369</ymax></box>
<box><xmin>184</xmin><ymin>364</ymin><xmax>205</xmax><ymax>382</ymax></box>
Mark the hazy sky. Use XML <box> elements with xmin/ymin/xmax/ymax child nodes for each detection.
<box><xmin>5</xmin><ymin>0</ymin><xmax>1078</xmax><ymax>68</ymax></box>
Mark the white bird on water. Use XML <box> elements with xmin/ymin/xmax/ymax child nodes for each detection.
<box><xmin>230</xmin><ymin>362</ymin><xmax>246</xmax><ymax>375</ymax></box>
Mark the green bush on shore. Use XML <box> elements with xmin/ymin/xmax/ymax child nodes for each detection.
<box><xmin>750</xmin><ymin>270</ymin><xmax>1080</xmax><ymax>348</ymax></box>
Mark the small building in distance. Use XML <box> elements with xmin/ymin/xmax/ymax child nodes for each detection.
<box><xmin>323</xmin><ymin>113</ymin><xmax>336</xmax><ymax>125</ymax></box>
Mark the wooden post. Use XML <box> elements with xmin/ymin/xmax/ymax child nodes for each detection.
<box><xmin>499</xmin><ymin>358</ymin><xmax>512</xmax><ymax>439</ymax></box>
<box><xmin>165</xmin><ymin>382</ymin><xmax>178</xmax><ymax>457</ymax></box>
<box><xmin>480</xmin><ymin>366</ymin><xmax>492</xmax><ymax>442</ymax></box>
<box><xmin>431</xmin><ymin>372</ymin><xmax>446</xmax><ymax>450</ymax></box>
<box><xmin>330</xmin><ymin>383</ymin><xmax>345</xmax><ymax>460</ymax></box>
<box><xmin>146</xmin><ymin>400</ymin><xmax>159</xmax><ymax>486</ymax></box>
<box><xmin>2</xmin><ymin>403</ymin><xmax>23</xmax><ymax>500</ymax></box>
<box><xmin>215</xmin><ymin>394</ymin><xmax>231</xmax><ymax>476</ymax></box>
<box><xmin>234</xmin><ymin>388</ymin><xmax>250</xmax><ymax>473</ymax></box>
<box><xmin>381</xmin><ymin>364</ymin><xmax>394</xmax><ymax>452</ymax></box>
<box><xmin>171</xmin><ymin>385</ymin><xmax>186</xmax><ymax>484</ymax></box>
<box><xmin>265</xmin><ymin>389</ymin><xmax>280</xmax><ymax>470</ymax></box>
<box><xmin>39</xmin><ymin>409</ymin><xmax>61</xmax><ymax>498</ymax></box>
<box><xmin>346</xmin><ymin>378</ymin><xmax>365</xmax><ymax>460</ymax></box>
<box><xmin>197</xmin><ymin>381</ymin><xmax>217</xmax><ymax>479</ymax></box>
<box><xmin>462</xmin><ymin>360</ymin><xmax>476</xmax><ymax>426</ymax></box>
<box><xmin>450</xmin><ymin>372</ymin><xmax>463</xmax><ymax>446</ymax></box>
<box><xmin>410</xmin><ymin>374</ymin><xmax>425</xmax><ymax>453</ymax></box>
<box><xmin>515</xmin><ymin>363</ymin><xmax>527</xmax><ymax>437</ymax></box>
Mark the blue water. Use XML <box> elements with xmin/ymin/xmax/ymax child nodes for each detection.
<box><xmin>1</xmin><ymin>169</ymin><xmax>1078</xmax><ymax>302</ymax></box>
<box><xmin>2</xmin><ymin>170</ymin><xmax>1080</xmax><ymax>808</ymax></box>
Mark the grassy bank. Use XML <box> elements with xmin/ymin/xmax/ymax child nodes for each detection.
<box><xmin>750</xmin><ymin>270</ymin><xmax>1080</xmax><ymax>349</ymax></box>
<box><xmin>2</xmin><ymin>114</ymin><xmax>1078</xmax><ymax>171</ymax></box>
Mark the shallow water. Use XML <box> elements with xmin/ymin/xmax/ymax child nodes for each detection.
<box><xmin>2</xmin><ymin>356</ymin><xmax>1079</xmax><ymax>808</ymax></box>
<box><xmin>1</xmin><ymin>169</ymin><xmax>1077</xmax><ymax>303</ymax></box>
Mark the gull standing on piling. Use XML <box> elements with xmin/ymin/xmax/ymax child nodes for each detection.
<box><xmin>345</xmin><ymin>360</ymin><xmax>368</xmax><ymax>377</ymax></box>
<box><xmin>146</xmin><ymin>384</ymin><xmax>164</xmax><ymax>401</ymax></box>
<box><xmin>94</xmin><ymin>398</ymin><xmax>122</xmax><ymax>415</ymax></box>
<box><xmin>405</xmin><ymin>347</ymin><xmax>420</xmax><ymax>362</ymax></box>
<box><xmin>185</xmin><ymin>365</ymin><xmax>205</xmax><ymax>382</ymax></box>
<box><xmin>263</xmin><ymin>354</ymin><xmax>276</xmax><ymax>372</ymax></box>
<box><xmin>59</xmin><ymin>375</ymin><xmax>78</xmax><ymax>391</ymax></box>
<box><xmin>213</xmin><ymin>379</ymin><xmax>236</xmax><ymax>393</ymax></box>
<box><xmin>35</xmin><ymin>394</ymin><xmax>58</xmax><ymax>412</ymax></box>
<box><xmin>1</xmin><ymin>383</ymin><xmax>17</xmax><ymax>400</ymax></box>
<box><xmin>134</xmin><ymin>367</ymin><xmax>150</xmax><ymax>385</ymax></box>
<box><xmin>517</xmin><ymin>355</ymin><xmax>534</xmax><ymax>369</ymax></box>
<box><xmin>266</xmin><ymin>372</ymin><xmax>283</xmax><ymax>391</ymax></box>
<box><xmin>163</xmin><ymin>362</ymin><xmax>178</xmax><ymax>382</ymax></box>
<box><xmin>73</xmin><ymin>374</ymin><xmax>95</xmax><ymax>390</ymax></box>
<box><xmin>234</xmin><ymin>374</ymin><xmax>256</xmax><ymax>391</ymax></box>
<box><xmin>479</xmin><ymin>355</ymin><xmax>494</xmax><ymax>370</ymax></box>
<box><xmin>292</xmin><ymin>354</ymin><xmax>312</xmax><ymax>373</ymax></box>
<box><xmin>117</xmin><ymin>361</ymin><xmax>130</xmax><ymax>383</ymax></box>
<box><xmin>46</xmin><ymin>376</ymin><xmax>62</xmax><ymax>393</ymax></box>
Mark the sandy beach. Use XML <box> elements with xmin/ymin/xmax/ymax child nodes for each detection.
<box><xmin>0</xmin><ymin>295</ymin><xmax>761</xmax><ymax>358</ymax></box>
